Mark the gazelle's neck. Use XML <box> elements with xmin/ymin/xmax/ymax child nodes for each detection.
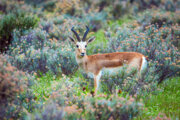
<box><xmin>75</xmin><ymin>54</ymin><xmax>88</xmax><ymax>65</ymax></box>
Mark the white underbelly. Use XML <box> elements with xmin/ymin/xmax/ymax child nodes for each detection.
<box><xmin>86</xmin><ymin>67</ymin><xmax>125</xmax><ymax>78</ymax></box>
<box><xmin>102</xmin><ymin>67</ymin><xmax>124</xmax><ymax>76</ymax></box>
<box><xmin>87</xmin><ymin>72</ymin><xmax>94</xmax><ymax>78</ymax></box>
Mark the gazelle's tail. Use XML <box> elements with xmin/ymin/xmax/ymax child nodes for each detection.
<box><xmin>140</xmin><ymin>56</ymin><xmax>147</xmax><ymax>72</ymax></box>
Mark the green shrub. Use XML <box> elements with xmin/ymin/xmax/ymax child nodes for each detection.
<box><xmin>40</xmin><ymin>17</ymin><xmax>77</xmax><ymax>41</ymax></box>
<box><xmin>18</xmin><ymin>74</ymin><xmax>38</xmax><ymax>113</ymax></box>
<box><xmin>34</xmin><ymin>103</ymin><xmax>64</xmax><ymax>120</ymax></box>
<box><xmin>111</xmin><ymin>1</ymin><xmax>130</xmax><ymax>19</ymax></box>
<box><xmin>0</xmin><ymin>55</ymin><xmax>41</xmax><ymax>119</ymax></box>
<box><xmin>84</xmin><ymin>11</ymin><xmax>179</xmax><ymax>95</ymax></box>
<box><xmin>42</xmin><ymin>13</ymin><xmax>107</xmax><ymax>42</ymax></box>
<box><xmin>24</xmin><ymin>0</ymin><xmax>48</xmax><ymax>5</ymax></box>
<box><xmin>136</xmin><ymin>10</ymin><xmax>179</xmax><ymax>28</ymax></box>
<box><xmin>105</xmin><ymin>23</ymin><xmax>179</xmax><ymax>83</ymax></box>
<box><xmin>0</xmin><ymin>0</ymin><xmax>26</xmax><ymax>13</ymax></box>
<box><xmin>84</xmin><ymin>12</ymin><xmax>107</xmax><ymax>31</ymax></box>
<box><xmin>131</xmin><ymin>0</ymin><xmax>161</xmax><ymax>11</ymax></box>
<box><xmin>0</xmin><ymin>55</ymin><xmax>27</xmax><ymax>119</ymax></box>
<box><xmin>0</xmin><ymin>55</ymin><xmax>27</xmax><ymax>103</ymax></box>
<box><xmin>82</xmin><ymin>95</ymin><xmax>143</xmax><ymax>120</ymax></box>
<box><xmin>42</xmin><ymin>1</ymin><xmax>57</xmax><ymax>12</ymax></box>
<box><xmin>54</xmin><ymin>0</ymin><xmax>82</xmax><ymax>16</ymax></box>
<box><xmin>0</xmin><ymin>11</ymin><xmax>39</xmax><ymax>52</ymax></box>
<box><xmin>136</xmin><ymin>9</ymin><xmax>180</xmax><ymax>49</ymax></box>
<box><xmin>100</xmin><ymin>65</ymin><xmax>158</xmax><ymax>95</ymax></box>
<box><xmin>165</xmin><ymin>0</ymin><xmax>176</xmax><ymax>12</ymax></box>
<box><xmin>7</xmin><ymin>28</ymin><xmax>78</xmax><ymax>75</ymax></box>
<box><xmin>31</xmin><ymin>76</ymin><xmax>144</xmax><ymax>120</ymax></box>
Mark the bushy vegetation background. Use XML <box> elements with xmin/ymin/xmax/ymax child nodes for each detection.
<box><xmin>0</xmin><ymin>0</ymin><xmax>179</xmax><ymax>119</ymax></box>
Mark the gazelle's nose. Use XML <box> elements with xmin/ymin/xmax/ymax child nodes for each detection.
<box><xmin>81</xmin><ymin>53</ymin><xmax>85</xmax><ymax>56</ymax></box>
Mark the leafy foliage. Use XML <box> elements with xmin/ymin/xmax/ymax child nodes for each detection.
<box><xmin>0</xmin><ymin>0</ymin><xmax>179</xmax><ymax>119</ymax></box>
<box><xmin>31</xmin><ymin>76</ymin><xmax>143</xmax><ymax>120</ymax></box>
<box><xmin>106</xmin><ymin>22</ymin><xmax>179</xmax><ymax>82</ymax></box>
<box><xmin>0</xmin><ymin>55</ymin><xmax>27</xmax><ymax>119</ymax></box>
<box><xmin>0</xmin><ymin>12</ymin><xmax>39</xmax><ymax>52</ymax></box>
<box><xmin>7</xmin><ymin>28</ymin><xmax>78</xmax><ymax>75</ymax></box>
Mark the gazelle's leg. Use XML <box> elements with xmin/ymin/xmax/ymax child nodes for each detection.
<box><xmin>94</xmin><ymin>76</ymin><xmax>97</xmax><ymax>95</ymax></box>
<box><xmin>96</xmin><ymin>71</ymin><xmax>102</xmax><ymax>90</ymax></box>
<box><xmin>94</xmin><ymin>71</ymin><xmax>102</xmax><ymax>95</ymax></box>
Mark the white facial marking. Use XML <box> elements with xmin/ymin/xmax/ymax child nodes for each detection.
<box><xmin>76</xmin><ymin>41</ymin><xmax>87</xmax><ymax>55</ymax></box>
<box><xmin>76</xmin><ymin>41</ymin><xmax>87</xmax><ymax>49</ymax></box>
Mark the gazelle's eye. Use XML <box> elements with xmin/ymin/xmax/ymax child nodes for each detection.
<box><xmin>85</xmin><ymin>45</ymin><xmax>87</xmax><ymax>48</ymax></box>
<box><xmin>76</xmin><ymin>45</ymin><xmax>79</xmax><ymax>48</ymax></box>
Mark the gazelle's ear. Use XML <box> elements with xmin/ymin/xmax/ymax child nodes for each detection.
<box><xmin>87</xmin><ymin>36</ymin><xmax>96</xmax><ymax>43</ymax></box>
<box><xmin>68</xmin><ymin>36</ymin><xmax>76</xmax><ymax>43</ymax></box>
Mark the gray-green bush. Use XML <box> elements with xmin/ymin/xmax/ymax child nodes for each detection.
<box><xmin>0</xmin><ymin>11</ymin><xmax>39</xmax><ymax>52</ymax></box>
<box><xmin>0</xmin><ymin>55</ymin><xmax>28</xmax><ymax>119</ymax></box>
<box><xmin>30</xmin><ymin>77</ymin><xmax>144</xmax><ymax>120</ymax></box>
<box><xmin>7</xmin><ymin>28</ymin><xmax>78</xmax><ymax>75</ymax></box>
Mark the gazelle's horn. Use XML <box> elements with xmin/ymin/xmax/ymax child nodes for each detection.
<box><xmin>82</xmin><ymin>26</ymin><xmax>89</xmax><ymax>41</ymax></box>
<box><xmin>71</xmin><ymin>27</ymin><xmax>80</xmax><ymax>41</ymax></box>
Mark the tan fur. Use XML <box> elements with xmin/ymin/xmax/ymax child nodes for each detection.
<box><xmin>76</xmin><ymin>51</ymin><xmax>145</xmax><ymax>95</ymax></box>
<box><xmin>77</xmin><ymin>52</ymin><xmax>144</xmax><ymax>75</ymax></box>
<box><xmin>70</xmin><ymin>30</ymin><xmax>146</xmax><ymax>95</ymax></box>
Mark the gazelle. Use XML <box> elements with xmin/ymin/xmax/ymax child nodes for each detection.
<box><xmin>69</xmin><ymin>26</ymin><xmax>147</xmax><ymax>95</ymax></box>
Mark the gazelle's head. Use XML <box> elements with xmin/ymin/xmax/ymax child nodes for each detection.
<box><xmin>69</xmin><ymin>26</ymin><xmax>95</xmax><ymax>58</ymax></box>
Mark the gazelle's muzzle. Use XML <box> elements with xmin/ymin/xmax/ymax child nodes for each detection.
<box><xmin>81</xmin><ymin>53</ymin><xmax>85</xmax><ymax>57</ymax></box>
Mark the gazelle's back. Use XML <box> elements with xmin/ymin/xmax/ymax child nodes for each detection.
<box><xmin>87</xmin><ymin>52</ymin><xmax>144</xmax><ymax>69</ymax></box>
